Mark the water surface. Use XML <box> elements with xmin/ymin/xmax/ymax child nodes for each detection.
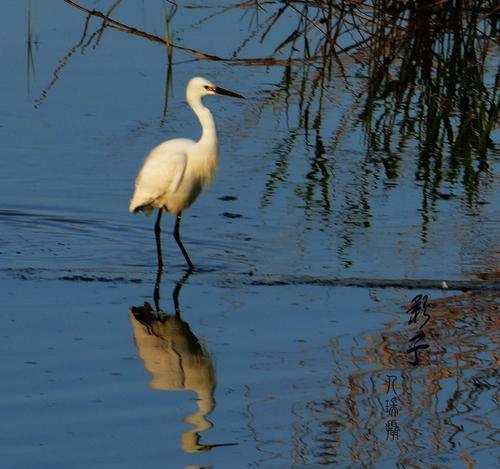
<box><xmin>1</xmin><ymin>1</ymin><xmax>498</xmax><ymax>468</ymax></box>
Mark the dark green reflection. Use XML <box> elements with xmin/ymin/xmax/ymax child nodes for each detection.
<box><xmin>250</xmin><ymin>1</ymin><xmax>497</xmax><ymax>233</ymax></box>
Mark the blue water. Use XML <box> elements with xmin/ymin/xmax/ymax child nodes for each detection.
<box><xmin>0</xmin><ymin>1</ymin><xmax>498</xmax><ymax>468</ymax></box>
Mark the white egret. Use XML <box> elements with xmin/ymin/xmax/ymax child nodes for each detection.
<box><xmin>129</xmin><ymin>76</ymin><xmax>244</xmax><ymax>269</ymax></box>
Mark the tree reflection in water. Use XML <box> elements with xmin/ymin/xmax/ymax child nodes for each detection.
<box><xmin>289</xmin><ymin>290</ymin><xmax>498</xmax><ymax>467</ymax></box>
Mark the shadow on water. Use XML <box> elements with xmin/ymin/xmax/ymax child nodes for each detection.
<box><xmin>129</xmin><ymin>270</ymin><xmax>236</xmax><ymax>454</ymax></box>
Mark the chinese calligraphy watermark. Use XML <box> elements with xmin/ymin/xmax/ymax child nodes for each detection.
<box><xmin>384</xmin><ymin>374</ymin><xmax>400</xmax><ymax>440</ymax></box>
<box><xmin>406</xmin><ymin>294</ymin><xmax>431</xmax><ymax>365</ymax></box>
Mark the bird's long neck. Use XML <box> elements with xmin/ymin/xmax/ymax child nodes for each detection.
<box><xmin>188</xmin><ymin>96</ymin><xmax>218</xmax><ymax>147</ymax></box>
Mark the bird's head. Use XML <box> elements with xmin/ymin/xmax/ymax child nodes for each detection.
<box><xmin>187</xmin><ymin>76</ymin><xmax>245</xmax><ymax>103</ymax></box>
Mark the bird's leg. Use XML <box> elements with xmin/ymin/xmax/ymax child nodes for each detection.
<box><xmin>174</xmin><ymin>213</ymin><xmax>194</xmax><ymax>270</ymax></box>
<box><xmin>154</xmin><ymin>209</ymin><xmax>164</xmax><ymax>271</ymax></box>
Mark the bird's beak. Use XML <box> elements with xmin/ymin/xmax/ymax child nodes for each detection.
<box><xmin>213</xmin><ymin>86</ymin><xmax>245</xmax><ymax>99</ymax></box>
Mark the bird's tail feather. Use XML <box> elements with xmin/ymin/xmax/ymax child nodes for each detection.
<box><xmin>132</xmin><ymin>205</ymin><xmax>155</xmax><ymax>215</ymax></box>
<box><xmin>130</xmin><ymin>196</ymin><xmax>155</xmax><ymax>215</ymax></box>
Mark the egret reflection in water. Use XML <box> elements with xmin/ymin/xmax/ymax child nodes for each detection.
<box><xmin>129</xmin><ymin>271</ymin><xmax>231</xmax><ymax>453</ymax></box>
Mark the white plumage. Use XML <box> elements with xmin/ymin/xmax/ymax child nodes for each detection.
<box><xmin>130</xmin><ymin>76</ymin><xmax>244</xmax><ymax>269</ymax></box>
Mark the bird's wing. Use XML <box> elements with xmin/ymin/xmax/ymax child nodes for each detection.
<box><xmin>130</xmin><ymin>139</ymin><xmax>193</xmax><ymax>212</ymax></box>
<box><xmin>161</xmin><ymin>151</ymin><xmax>188</xmax><ymax>194</ymax></box>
